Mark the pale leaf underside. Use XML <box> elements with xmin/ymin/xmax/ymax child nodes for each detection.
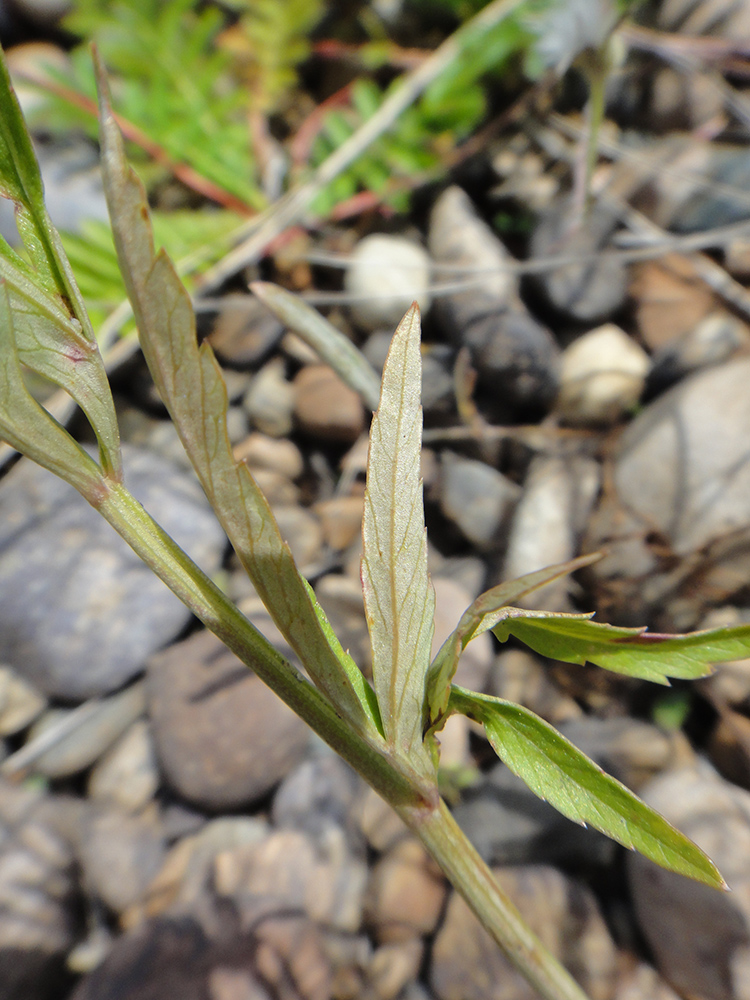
<box><xmin>362</xmin><ymin>305</ymin><xmax>435</xmax><ymax>767</ymax></box>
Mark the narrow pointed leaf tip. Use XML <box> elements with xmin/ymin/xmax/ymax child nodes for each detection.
<box><xmin>449</xmin><ymin>687</ymin><xmax>726</xmax><ymax>890</ymax></box>
<box><xmin>362</xmin><ymin>305</ymin><xmax>435</xmax><ymax>769</ymax></box>
<box><xmin>491</xmin><ymin>611</ymin><xmax>750</xmax><ymax>685</ymax></box>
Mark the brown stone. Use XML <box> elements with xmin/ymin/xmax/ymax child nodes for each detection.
<box><xmin>365</xmin><ymin>837</ymin><xmax>446</xmax><ymax>943</ymax></box>
<box><xmin>293</xmin><ymin>365</ymin><xmax>365</xmax><ymax>443</ymax></box>
<box><xmin>630</xmin><ymin>255</ymin><xmax>714</xmax><ymax>351</ymax></box>
<box><xmin>147</xmin><ymin>631</ymin><xmax>310</xmax><ymax>810</ymax></box>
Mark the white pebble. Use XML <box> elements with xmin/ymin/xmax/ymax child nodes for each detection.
<box><xmin>345</xmin><ymin>234</ymin><xmax>432</xmax><ymax>330</ymax></box>
<box><xmin>557</xmin><ymin>323</ymin><xmax>649</xmax><ymax>426</ymax></box>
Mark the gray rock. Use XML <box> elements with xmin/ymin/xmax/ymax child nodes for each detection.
<box><xmin>0</xmin><ymin>445</ymin><xmax>227</xmax><ymax>699</ymax></box>
<box><xmin>78</xmin><ymin>808</ymin><xmax>165</xmax><ymax>915</ymax></box>
<box><xmin>272</xmin><ymin>752</ymin><xmax>364</xmax><ymax>842</ymax></box>
<box><xmin>531</xmin><ymin>199</ymin><xmax>627</xmax><ymax>321</ymax></box>
<box><xmin>503</xmin><ymin>453</ymin><xmax>600</xmax><ymax>611</ymax></box>
<box><xmin>429</xmin><ymin>186</ymin><xmax>560</xmax><ymax>415</ymax></box>
<box><xmin>628</xmin><ymin>760</ymin><xmax>750</xmax><ymax>1000</ymax></box>
<box><xmin>17</xmin><ymin>681</ymin><xmax>146</xmax><ymax>779</ymax></box>
<box><xmin>147</xmin><ymin>630</ymin><xmax>310</xmax><ymax>811</ymax></box>
<box><xmin>439</xmin><ymin>452</ymin><xmax>520</xmax><ymax>550</ymax></box>
<box><xmin>586</xmin><ymin>356</ymin><xmax>750</xmax><ymax>628</ymax></box>
<box><xmin>430</xmin><ymin>865</ymin><xmax>617</xmax><ymax>1000</ymax></box>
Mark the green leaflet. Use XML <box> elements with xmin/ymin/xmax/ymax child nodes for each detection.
<box><xmin>491</xmin><ymin>610</ymin><xmax>750</xmax><ymax>685</ymax></box>
<box><xmin>0</xmin><ymin>45</ymin><xmax>121</xmax><ymax>478</ymax></box>
<box><xmin>0</xmin><ymin>280</ymin><xmax>104</xmax><ymax>499</ymax></box>
<box><xmin>425</xmin><ymin>555</ymin><xmax>601</xmax><ymax>725</ymax></box>
<box><xmin>362</xmin><ymin>306</ymin><xmax>435</xmax><ymax>772</ymax></box>
<box><xmin>95</xmin><ymin>59</ymin><xmax>383</xmax><ymax>742</ymax></box>
<box><xmin>449</xmin><ymin>686</ymin><xmax>726</xmax><ymax>890</ymax></box>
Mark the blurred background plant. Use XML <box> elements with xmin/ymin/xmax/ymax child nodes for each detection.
<box><xmin>6</xmin><ymin>0</ymin><xmax>639</xmax><ymax>327</ymax></box>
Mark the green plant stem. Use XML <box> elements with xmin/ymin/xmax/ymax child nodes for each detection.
<box><xmin>95</xmin><ymin>477</ymin><xmax>588</xmax><ymax>1000</ymax></box>
<box><xmin>399</xmin><ymin>798</ymin><xmax>591</xmax><ymax>1000</ymax></box>
<box><xmin>96</xmin><ymin>478</ymin><xmax>420</xmax><ymax>808</ymax></box>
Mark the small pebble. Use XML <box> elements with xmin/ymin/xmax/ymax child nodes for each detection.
<box><xmin>214</xmin><ymin>824</ymin><xmax>368</xmax><ymax>933</ymax></box>
<box><xmin>78</xmin><ymin>807</ymin><xmax>165</xmax><ymax>915</ymax></box>
<box><xmin>19</xmin><ymin>682</ymin><xmax>146</xmax><ymax>780</ymax></box>
<box><xmin>503</xmin><ymin>454</ymin><xmax>600</xmax><ymax>610</ymax></box>
<box><xmin>439</xmin><ymin>452</ymin><xmax>520</xmax><ymax>550</ymax></box>
<box><xmin>208</xmin><ymin>295</ymin><xmax>283</xmax><ymax>368</ymax></box>
<box><xmin>429</xmin><ymin>186</ymin><xmax>560</xmax><ymax>414</ymax></box>
<box><xmin>557</xmin><ymin>323</ymin><xmax>649</xmax><ymax>426</ymax></box>
<box><xmin>365</xmin><ymin>837</ymin><xmax>446</xmax><ymax>944</ymax></box>
<box><xmin>355</xmin><ymin>787</ymin><xmax>408</xmax><ymax>854</ymax></box>
<box><xmin>272</xmin><ymin>504</ymin><xmax>324</xmax><ymax>569</ymax></box>
<box><xmin>243</xmin><ymin>358</ymin><xmax>295</xmax><ymax>438</ymax></box>
<box><xmin>88</xmin><ymin>719</ymin><xmax>160</xmax><ymax>814</ymax></box>
<box><xmin>233</xmin><ymin>432</ymin><xmax>304</xmax><ymax>480</ymax></box>
<box><xmin>344</xmin><ymin>234</ymin><xmax>432</xmax><ymax>331</ymax></box>
<box><xmin>147</xmin><ymin>630</ymin><xmax>310</xmax><ymax>811</ymax></box>
<box><xmin>314</xmin><ymin>495</ymin><xmax>364</xmax><ymax>551</ymax></box>
<box><xmin>272</xmin><ymin>753</ymin><xmax>363</xmax><ymax>841</ymax></box>
<box><xmin>293</xmin><ymin>364</ymin><xmax>365</xmax><ymax>443</ymax></box>
<box><xmin>368</xmin><ymin>939</ymin><xmax>423</xmax><ymax>1000</ymax></box>
<box><xmin>0</xmin><ymin>664</ymin><xmax>46</xmax><ymax>736</ymax></box>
